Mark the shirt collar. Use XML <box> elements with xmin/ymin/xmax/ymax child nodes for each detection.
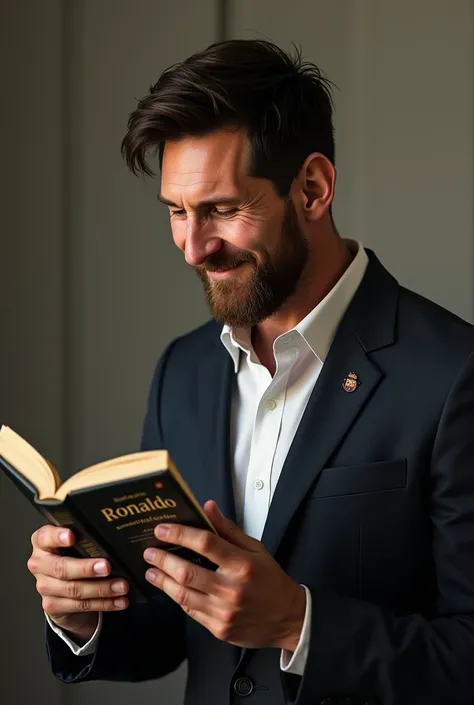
<box><xmin>220</xmin><ymin>239</ymin><xmax>369</xmax><ymax>372</ymax></box>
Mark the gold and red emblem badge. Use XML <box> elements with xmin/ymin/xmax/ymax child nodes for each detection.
<box><xmin>342</xmin><ymin>372</ymin><xmax>360</xmax><ymax>393</ymax></box>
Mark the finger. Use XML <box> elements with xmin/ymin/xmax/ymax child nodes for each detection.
<box><xmin>144</xmin><ymin>567</ymin><xmax>234</xmax><ymax>642</ymax></box>
<box><xmin>144</xmin><ymin>546</ymin><xmax>226</xmax><ymax>596</ymax></box>
<box><xmin>32</xmin><ymin>525</ymin><xmax>76</xmax><ymax>553</ymax></box>
<box><xmin>204</xmin><ymin>500</ymin><xmax>262</xmax><ymax>552</ymax></box>
<box><xmin>35</xmin><ymin>575</ymin><xmax>129</xmax><ymax>600</ymax></box>
<box><xmin>145</xmin><ymin>565</ymin><xmax>219</xmax><ymax>616</ymax></box>
<box><xmin>28</xmin><ymin>551</ymin><xmax>112</xmax><ymax>581</ymax></box>
<box><xmin>42</xmin><ymin>594</ymin><xmax>129</xmax><ymax>618</ymax></box>
<box><xmin>153</xmin><ymin>522</ymin><xmax>243</xmax><ymax>568</ymax></box>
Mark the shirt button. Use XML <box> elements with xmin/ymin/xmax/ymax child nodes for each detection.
<box><xmin>266</xmin><ymin>398</ymin><xmax>277</xmax><ymax>411</ymax></box>
<box><xmin>254</xmin><ymin>479</ymin><xmax>264</xmax><ymax>490</ymax></box>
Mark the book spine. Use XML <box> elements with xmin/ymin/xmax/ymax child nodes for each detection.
<box><xmin>40</xmin><ymin>502</ymin><xmax>110</xmax><ymax>561</ymax></box>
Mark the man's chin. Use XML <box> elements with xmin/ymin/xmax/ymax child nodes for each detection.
<box><xmin>207</xmin><ymin>298</ymin><xmax>271</xmax><ymax>328</ymax></box>
<box><xmin>205</xmin><ymin>290</ymin><xmax>252</xmax><ymax>326</ymax></box>
<box><xmin>207</xmin><ymin>270</ymin><xmax>254</xmax><ymax>299</ymax></box>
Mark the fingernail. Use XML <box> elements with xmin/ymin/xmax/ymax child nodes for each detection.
<box><xmin>156</xmin><ymin>525</ymin><xmax>169</xmax><ymax>538</ymax></box>
<box><xmin>111</xmin><ymin>580</ymin><xmax>125</xmax><ymax>593</ymax></box>
<box><xmin>144</xmin><ymin>548</ymin><xmax>157</xmax><ymax>562</ymax></box>
<box><xmin>114</xmin><ymin>598</ymin><xmax>127</xmax><ymax>609</ymax></box>
<box><xmin>59</xmin><ymin>531</ymin><xmax>70</xmax><ymax>545</ymax></box>
<box><xmin>93</xmin><ymin>560</ymin><xmax>108</xmax><ymax>575</ymax></box>
<box><xmin>146</xmin><ymin>569</ymin><xmax>157</xmax><ymax>582</ymax></box>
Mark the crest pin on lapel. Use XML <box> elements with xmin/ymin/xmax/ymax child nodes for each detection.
<box><xmin>342</xmin><ymin>371</ymin><xmax>360</xmax><ymax>393</ymax></box>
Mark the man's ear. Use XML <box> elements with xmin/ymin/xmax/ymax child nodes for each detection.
<box><xmin>297</xmin><ymin>152</ymin><xmax>336</xmax><ymax>220</ymax></box>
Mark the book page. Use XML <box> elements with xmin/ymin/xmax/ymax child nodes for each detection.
<box><xmin>55</xmin><ymin>451</ymin><xmax>170</xmax><ymax>500</ymax></box>
<box><xmin>0</xmin><ymin>425</ymin><xmax>58</xmax><ymax>498</ymax></box>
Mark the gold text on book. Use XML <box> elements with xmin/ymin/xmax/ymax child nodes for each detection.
<box><xmin>101</xmin><ymin>495</ymin><xmax>177</xmax><ymax>522</ymax></box>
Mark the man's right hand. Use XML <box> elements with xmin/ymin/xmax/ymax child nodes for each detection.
<box><xmin>27</xmin><ymin>525</ymin><xmax>130</xmax><ymax>644</ymax></box>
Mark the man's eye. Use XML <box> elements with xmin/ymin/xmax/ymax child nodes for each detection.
<box><xmin>170</xmin><ymin>207</ymin><xmax>237</xmax><ymax>217</ymax></box>
<box><xmin>214</xmin><ymin>208</ymin><xmax>237</xmax><ymax>217</ymax></box>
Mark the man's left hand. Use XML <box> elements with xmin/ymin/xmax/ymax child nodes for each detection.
<box><xmin>143</xmin><ymin>500</ymin><xmax>306</xmax><ymax>651</ymax></box>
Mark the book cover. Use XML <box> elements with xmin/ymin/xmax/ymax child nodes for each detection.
<box><xmin>0</xmin><ymin>426</ymin><xmax>217</xmax><ymax>603</ymax></box>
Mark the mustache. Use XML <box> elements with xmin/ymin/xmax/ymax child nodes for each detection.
<box><xmin>196</xmin><ymin>249</ymin><xmax>256</xmax><ymax>273</ymax></box>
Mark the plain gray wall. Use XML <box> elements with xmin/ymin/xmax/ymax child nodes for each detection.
<box><xmin>0</xmin><ymin>2</ymin><xmax>63</xmax><ymax>704</ymax></box>
<box><xmin>1</xmin><ymin>1</ymin><xmax>473</xmax><ymax>704</ymax></box>
<box><xmin>231</xmin><ymin>0</ymin><xmax>474</xmax><ymax>321</ymax></box>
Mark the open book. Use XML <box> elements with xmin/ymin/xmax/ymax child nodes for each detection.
<box><xmin>0</xmin><ymin>425</ymin><xmax>216</xmax><ymax>602</ymax></box>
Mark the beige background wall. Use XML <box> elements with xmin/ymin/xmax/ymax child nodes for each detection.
<box><xmin>1</xmin><ymin>1</ymin><xmax>473</xmax><ymax>704</ymax></box>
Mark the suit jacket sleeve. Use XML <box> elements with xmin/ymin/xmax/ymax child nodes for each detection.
<box><xmin>289</xmin><ymin>350</ymin><xmax>474</xmax><ymax>705</ymax></box>
<box><xmin>46</xmin><ymin>339</ymin><xmax>188</xmax><ymax>684</ymax></box>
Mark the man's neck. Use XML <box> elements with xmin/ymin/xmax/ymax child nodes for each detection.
<box><xmin>251</xmin><ymin>239</ymin><xmax>354</xmax><ymax>375</ymax></box>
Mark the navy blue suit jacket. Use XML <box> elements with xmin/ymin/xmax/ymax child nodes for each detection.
<box><xmin>47</xmin><ymin>250</ymin><xmax>474</xmax><ymax>705</ymax></box>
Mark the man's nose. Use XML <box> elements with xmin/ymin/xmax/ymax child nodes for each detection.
<box><xmin>184</xmin><ymin>219</ymin><xmax>221</xmax><ymax>266</ymax></box>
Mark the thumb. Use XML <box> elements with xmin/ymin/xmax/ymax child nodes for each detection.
<box><xmin>204</xmin><ymin>500</ymin><xmax>262</xmax><ymax>552</ymax></box>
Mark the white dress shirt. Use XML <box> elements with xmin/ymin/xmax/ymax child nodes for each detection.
<box><xmin>47</xmin><ymin>239</ymin><xmax>369</xmax><ymax>677</ymax></box>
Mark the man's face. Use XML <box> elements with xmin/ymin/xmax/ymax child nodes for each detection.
<box><xmin>160</xmin><ymin>128</ymin><xmax>309</xmax><ymax>327</ymax></box>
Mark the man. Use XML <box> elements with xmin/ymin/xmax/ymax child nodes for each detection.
<box><xmin>27</xmin><ymin>39</ymin><xmax>474</xmax><ymax>704</ymax></box>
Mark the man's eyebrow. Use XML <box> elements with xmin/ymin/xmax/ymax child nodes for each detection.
<box><xmin>157</xmin><ymin>194</ymin><xmax>242</xmax><ymax>208</ymax></box>
<box><xmin>157</xmin><ymin>194</ymin><xmax>179</xmax><ymax>207</ymax></box>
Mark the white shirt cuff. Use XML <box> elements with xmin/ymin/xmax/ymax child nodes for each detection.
<box><xmin>280</xmin><ymin>584</ymin><xmax>311</xmax><ymax>675</ymax></box>
<box><xmin>45</xmin><ymin>611</ymin><xmax>103</xmax><ymax>656</ymax></box>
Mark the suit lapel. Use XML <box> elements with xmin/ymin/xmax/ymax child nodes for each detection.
<box><xmin>233</xmin><ymin>333</ymin><xmax>382</xmax><ymax>676</ymax></box>
<box><xmin>261</xmin><ymin>250</ymin><xmax>399</xmax><ymax>558</ymax></box>
<box><xmin>197</xmin><ymin>337</ymin><xmax>237</xmax><ymax>523</ymax></box>
<box><xmin>261</xmin><ymin>326</ymin><xmax>381</xmax><ymax>556</ymax></box>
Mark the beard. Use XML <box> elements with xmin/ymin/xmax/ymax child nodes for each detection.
<box><xmin>194</xmin><ymin>199</ymin><xmax>309</xmax><ymax>328</ymax></box>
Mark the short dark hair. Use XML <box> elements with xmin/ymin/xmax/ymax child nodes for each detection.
<box><xmin>121</xmin><ymin>39</ymin><xmax>336</xmax><ymax>197</ymax></box>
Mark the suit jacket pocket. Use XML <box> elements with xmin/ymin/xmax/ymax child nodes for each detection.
<box><xmin>310</xmin><ymin>458</ymin><xmax>407</xmax><ymax>499</ymax></box>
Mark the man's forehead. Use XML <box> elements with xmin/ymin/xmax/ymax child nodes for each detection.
<box><xmin>160</xmin><ymin>173</ymin><xmax>243</xmax><ymax>205</ymax></box>
<box><xmin>161</xmin><ymin>129</ymin><xmax>250</xmax><ymax>185</ymax></box>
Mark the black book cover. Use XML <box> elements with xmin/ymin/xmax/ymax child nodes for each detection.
<box><xmin>0</xmin><ymin>457</ymin><xmax>217</xmax><ymax>603</ymax></box>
